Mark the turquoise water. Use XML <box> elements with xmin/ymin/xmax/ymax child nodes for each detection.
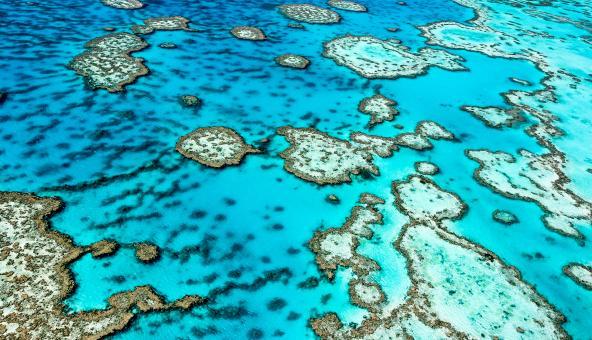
<box><xmin>1</xmin><ymin>0</ymin><xmax>591</xmax><ymax>338</ymax></box>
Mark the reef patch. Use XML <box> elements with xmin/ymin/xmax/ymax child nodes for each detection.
<box><xmin>0</xmin><ymin>192</ymin><xmax>204</xmax><ymax>339</ymax></box>
<box><xmin>176</xmin><ymin>127</ymin><xmax>259</xmax><ymax>168</ymax></box>
<box><xmin>327</xmin><ymin>0</ymin><xmax>367</xmax><ymax>12</ymax></box>
<box><xmin>132</xmin><ymin>16</ymin><xmax>191</xmax><ymax>35</ymax></box>
<box><xmin>310</xmin><ymin>176</ymin><xmax>568</xmax><ymax>339</ymax></box>
<box><xmin>275</xmin><ymin>54</ymin><xmax>310</xmax><ymax>69</ymax></box>
<box><xmin>414</xmin><ymin>161</ymin><xmax>439</xmax><ymax>175</ymax></box>
<box><xmin>101</xmin><ymin>0</ymin><xmax>143</xmax><ymax>9</ymax></box>
<box><xmin>492</xmin><ymin>209</ymin><xmax>518</xmax><ymax>225</ymax></box>
<box><xmin>134</xmin><ymin>242</ymin><xmax>160</xmax><ymax>263</ymax></box>
<box><xmin>323</xmin><ymin>35</ymin><xmax>465</xmax><ymax>79</ymax></box>
<box><xmin>467</xmin><ymin>149</ymin><xmax>592</xmax><ymax>238</ymax></box>
<box><xmin>230</xmin><ymin>26</ymin><xmax>267</xmax><ymax>41</ymax></box>
<box><xmin>68</xmin><ymin>33</ymin><xmax>149</xmax><ymax>92</ymax></box>
<box><xmin>357</xmin><ymin>94</ymin><xmax>398</xmax><ymax>128</ymax></box>
<box><xmin>563</xmin><ymin>263</ymin><xmax>592</xmax><ymax>290</ymax></box>
<box><xmin>461</xmin><ymin>105</ymin><xmax>523</xmax><ymax>128</ymax></box>
<box><xmin>278</xmin><ymin>4</ymin><xmax>341</xmax><ymax>24</ymax></box>
<box><xmin>277</xmin><ymin>126</ymin><xmax>378</xmax><ymax>185</ymax></box>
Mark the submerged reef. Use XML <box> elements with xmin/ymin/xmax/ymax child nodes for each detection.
<box><xmin>277</xmin><ymin>122</ymin><xmax>455</xmax><ymax>184</ymax></box>
<box><xmin>68</xmin><ymin>33</ymin><xmax>148</xmax><ymax>92</ymax></box>
<box><xmin>492</xmin><ymin>209</ymin><xmax>518</xmax><ymax>225</ymax></box>
<box><xmin>327</xmin><ymin>0</ymin><xmax>367</xmax><ymax>12</ymax></box>
<box><xmin>357</xmin><ymin>94</ymin><xmax>398</xmax><ymax>128</ymax></box>
<box><xmin>563</xmin><ymin>263</ymin><xmax>592</xmax><ymax>290</ymax></box>
<box><xmin>179</xmin><ymin>95</ymin><xmax>202</xmax><ymax>107</ymax></box>
<box><xmin>88</xmin><ymin>239</ymin><xmax>120</xmax><ymax>258</ymax></box>
<box><xmin>414</xmin><ymin>161</ymin><xmax>439</xmax><ymax>175</ymax></box>
<box><xmin>349</xmin><ymin>132</ymin><xmax>398</xmax><ymax>158</ymax></box>
<box><xmin>274</xmin><ymin>54</ymin><xmax>310</xmax><ymax>69</ymax></box>
<box><xmin>461</xmin><ymin>105</ymin><xmax>523</xmax><ymax>129</ymax></box>
<box><xmin>393</xmin><ymin>175</ymin><xmax>466</xmax><ymax>223</ymax></box>
<box><xmin>323</xmin><ymin>35</ymin><xmax>465</xmax><ymax>79</ymax></box>
<box><xmin>277</xmin><ymin>126</ymin><xmax>378</xmax><ymax>185</ymax></box>
<box><xmin>311</xmin><ymin>176</ymin><xmax>568</xmax><ymax>339</ymax></box>
<box><xmin>467</xmin><ymin>149</ymin><xmax>592</xmax><ymax>239</ymax></box>
<box><xmin>134</xmin><ymin>242</ymin><xmax>160</xmax><ymax>263</ymax></box>
<box><xmin>278</xmin><ymin>4</ymin><xmax>341</xmax><ymax>24</ymax></box>
<box><xmin>176</xmin><ymin>127</ymin><xmax>259</xmax><ymax>168</ymax></box>
<box><xmin>101</xmin><ymin>0</ymin><xmax>143</xmax><ymax>9</ymax></box>
<box><xmin>309</xmin><ymin>194</ymin><xmax>384</xmax><ymax>280</ymax></box>
<box><xmin>394</xmin><ymin>120</ymin><xmax>455</xmax><ymax>151</ymax></box>
<box><xmin>0</xmin><ymin>192</ymin><xmax>204</xmax><ymax>338</ymax></box>
<box><xmin>132</xmin><ymin>16</ymin><xmax>191</xmax><ymax>35</ymax></box>
<box><xmin>230</xmin><ymin>26</ymin><xmax>267</xmax><ymax>41</ymax></box>
<box><xmin>420</xmin><ymin>0</ymin><xmax>592</xmax><ymax>241</ymax></box>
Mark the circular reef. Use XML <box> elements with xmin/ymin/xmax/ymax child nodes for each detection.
<box><xmin>278</xmin><ymin>4</ymin><xmax>341</xmax><ymax>24</ymax></box>
<box><xmin>176</xmin><ymin>127</ymin><xmax>259</xmax><ymax>168</ymax></box>
<box><xmin>275</xmin><ymin>54</ymin><xmax>310</xmax><ymax>69</ymax></box>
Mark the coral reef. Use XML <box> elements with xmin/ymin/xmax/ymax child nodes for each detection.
<box><xmin>461</xmin><ymin>105</ymin><xmax>523</xmax><ymax>128</ymax></box>
<box><xmin>414</xmin><ymin>161</ymin><xmax>439</xmax><ymax>175</ymax></box>
<box><xmin>278</xmin><ymin>4</ymin><xmax>341</xmax><ymax>24</ymax></box>
<box><xmin>88</xmin><ymin>239</ymin><xmax>120</xmax><ymax>258</ymax></box>
<box><xmin>563</xmin><ymin>263</ymin><xmax>592</xmax><ymax>290</ymax></box>
<box><xmin>492</xmin><ymin>209</ymin><xmax>518</xmax><ymax>225</ymax></box>
<box><xmin>357</xmin><ymin>94</ymin><xmax>398</xmax><ymax>128</ymax></box>
<box><xmin>230</xmin><ymin>26</ymin><xmax>267</xmax><ymax>41</ymax></box>
<box><xmin>179</xmin><ymin>95</ymin><xmax>201</xmax><ymax>107</ymax></box>
<box><xmin>132</xmin><ymin>16</ymin><xmax>190</xmax><ymax>35</ymax></box>
<box><xmin>176</xmin><ymin>127</ymin><xmax>259</xmax><ymax>168</ymax></box>
<box><xmin>275</xmin><ymin>54</ymin><xmax>310</xmax><ymax>69</ymax></box>
<box><xmin>0</xmin><ymin>192</ymin><xmax>204</xmax><ymax>339</ymax></box>
<box><xmin>277</xmin><ymin>126</ymin><xmax>378</xmax><ymax>185</ymax></box>
<box><xmin>310</xmin><ymin>176</ymin><xmax>567</xmax><ymax>339</ymax></box>
<box><xmin>323</xmin><ymin>35</ymin><xmax>465</xmax><ymax>79</ymax></box>
<box><xmin>101</xmin><ymin>0</ymin><xmax>143</xmax><ymax>9</ymax></box>
<box><xmin>134</xmin><ymin>242</ymin><xmax>160</xmax><ymax>263</ymax></box>
<box><xmin>467</xmin><ymin>149</ymin><xmax>592</xmax><ymax>238</ymax></box>
<box><xmin>327</xmin><ymin>0</ymin><xmax>367</xmax><ymax>12</ymax></box>
<box><xmin>68</xmin><ymin>33</ymin><xmax>148</xmax><ymax>92</ymax></box>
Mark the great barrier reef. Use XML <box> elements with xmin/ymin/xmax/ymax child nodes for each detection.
<box><xmin>1</xmin><ymin>0</ymin><xmax>591</xmax><ymax>338</ymax></box>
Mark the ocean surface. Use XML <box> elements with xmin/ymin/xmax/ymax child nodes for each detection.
<box><xmin>1</xmin><ymin>0</ymin><xmax>591</xmax><ymax>338</ymax></box>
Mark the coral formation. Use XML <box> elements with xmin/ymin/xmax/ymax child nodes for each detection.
<box><xmin>134</xmin><ymin>242</ymin><xmax>160</xmax><ymax>263</ymax></box>
<box><xmin>563</xmin><ymin>263</ymin><xmax>592</xmax><ymax>290</ymax></box>
<box><xmin>277</xmin><ymin>126</ymin><xmax>378</xmax><ymax>185</ymax></box>
<box><xmin>414</xmin><ymin>161</ymin><xmax>439</xmax><ymax>175</ymax></box>
<box><xmin>357</xmin><ymin>94</ymin><xmax>398</xmax><ymax>128</ymax></box>
<box><xmin>88</xmin><ymin>239</ymin><xmax>120</xmax><ymax>258</ymax></box>
<box><xmin>68</xmin><ymin>33</ymin><xmax>148</xmax><ymax>92</ymax></box>
<box><xmin>323</xmin><ymin>35</ymin><xmax>465</xmax><ymax>79</ymax></box>
<box><xmin>462</xmin><ymin>105</ymin><xmax>523</xmax><ymax>128</ymax></box>
<box><xmin>230</xmin><ymin>26</ymin><xmax>267</xmax><ymax>41</ymax></box>
<box><xmin>278</xmin><ymin>4</ymin><xmax>341</xmax><ymax>24</ymax></box>
<box><xmin>176</xmin><ymin>127</ymin><xmax>259</xmax><ymax>168</ymax></box>
<box><xmin>467</xmin><ymin>149</ymin><xmax>592</xmax><ymax>238</ymax></box>
<box><xmin>101</xmin><ymin>0</ymin><xmax>143</xmax><ymax>9</ymax></box>
<box><xmin>327</xmin><ymin>0</ymin><xmax>367</xmax><ymax>12</ymax></box>
<box><xmin>0</xmin><ymin>192</ymin><xmax>204</xmax><ymax>339</ymax></box>
<box><xmin>492</xmin><ymin>209</ymin><xmax>518</xmax><ymax>225</ymax></box>
<box><xmin>310</xmin><ymin>176</ymin><xmax>568</xmax><ymax>339</ymax></box>
<box><xmin>275</xmin><ymin>54</ymin><xmax>310</xmax><ymax>69</ymax></box>
<box><xmin>180</xmin><ymin>95</ymin><xmax>201</xmax><ymax>107</ymax></box>
<box><xmin>132</xmin><ymin>16</ymin><xmax>190</xmax><ymax>35</ymax></box>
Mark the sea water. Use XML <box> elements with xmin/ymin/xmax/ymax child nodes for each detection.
<box><xmin>1</xmin><ymin>0</ymin><xmax>590</xmax><ymax>338</ymax></box>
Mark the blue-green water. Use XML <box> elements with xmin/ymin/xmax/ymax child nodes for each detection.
<box><xmin>1</xmin><ymin>0</ymin><xmax>591</xmax><ymax>338</ymax></box>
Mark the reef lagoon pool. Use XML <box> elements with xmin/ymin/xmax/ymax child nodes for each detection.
<box><xmin>1</xmin><ymin>0</ymin><xmax>591</xmax><ymax>338</ymax></box>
